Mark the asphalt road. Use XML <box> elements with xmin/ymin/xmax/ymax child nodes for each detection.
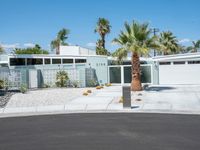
<box><xmin>0</xmin><ymin>113</ymin><xmax>200</xmax><ymax>150</ymax></box>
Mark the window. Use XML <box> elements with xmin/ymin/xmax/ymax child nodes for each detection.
<box><xmin>122</xmin><ymin>61</ymin><xmax>131</xmax><ymax>65</ymax></box>
<box><xmin>52</xmin><ymin>59</ymin><xmax>61</xmax><ymax>64</ymax></box>
<box><xmin>27</xmin><ymin>58</ymin><xmax>43</xmax><ymax>65</ymax></box>
<box><xmin>188</xmin><ymin>61</ymin><xmax>200</xmax><ymax>64</ymax></box>
<box><xmin>75</xmin><ymin>59</ymin><xmax>86</xmax><ymax>63</ymax></box>
<box><xmin>45</xmin><ymin>59</ymin><xmax>51</xmax><ymax>64</ymax></box>
<box><xmin>63</xmin><ymin>59</ymin><xmax>73</xmax><ymax>64</ymax></box>
<box><xmin>159</xmin><ymin>62</ymin><xmax>171</xmax><ymax>65</ymax></box>
<box><xmin>173</xmin><ymin>61</ymin><xmax>185</xmax><ymax>65</ymax></box>
<box><xmin>10</xmin><ymin>58</ymin><xmax>25</xmax><ymax>66</ymax></box>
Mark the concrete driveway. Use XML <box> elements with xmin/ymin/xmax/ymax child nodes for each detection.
<box><xmin>133</xmin><ymin>85</ymin><xmax>200</xmax><ymax>113</ymax></box>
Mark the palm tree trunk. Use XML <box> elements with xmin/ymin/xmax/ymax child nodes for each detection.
<box><xmin>102</xmin><ymin>35</ymin><xmax>105</xmax><ymax>49</ymax></box>
<box><xmin>56</xmin><ymin>45</ymin><xmax>60</xmax><ymax>55</ymax></box>
<box><xmin>131</xmin><ymin>52</ymin><xmax>142</xmax><ymax>91</ymax></box>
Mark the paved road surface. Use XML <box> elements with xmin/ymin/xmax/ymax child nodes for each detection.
<box><xmin>0</xmin><ymin>113</ymin><xmax>200</xmax><ymax>150</ymax></box>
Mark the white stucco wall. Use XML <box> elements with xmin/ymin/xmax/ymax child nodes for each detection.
<box><xmin>60</xmin><ymin>46</ymin><xmax>79</xmax><ymax>55</ymax></box>
<box><xmin>59</xmin><ymin>46</ymin><xmax>96</xmax><ymax>56</ymax></box>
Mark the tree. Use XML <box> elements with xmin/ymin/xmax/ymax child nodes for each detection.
<box><xmin>159</xmin><ymin>31</ymin><xmax>180</xmax><ymax>55</ymax></box>
<box><xmin>0</xmin><ymin>45</ymin><xmax>4</xmax><ymax>54</ymax></box>
<box><xmin>51</xmin><ymin>28</ymin><xmax>70</xmax><ymax>55</ymax></box>
<box><xmin>186</xmin><ymin>40</ymin><xmax>200</xmax><ymax>53</ymax></box>
<box><xmin>96</xmin><ymin>39</ymin><xmax>108</xmax><ymax>55</ymax></box>
<box><xmin>113</xmin><ymin>21</ymin><xmax>160</xmax><ymax>91</ymax></box>
<box><xmin>13</xmin><ymin>44</ymin><xmax>49</xmax><ymax>54</ymax></box>
<box><xmin>95</xmin><ymin>18</ymin><xmax>111</xmax><ymax>55</ymax></box>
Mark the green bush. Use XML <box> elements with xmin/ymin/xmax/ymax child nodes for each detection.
<box><xmin>56</xmin><ymin>71</ymin><xmax>69</xmax><ymax>87</ymax></box>
<box><xmin>0</xmin><ymin>79</ymin><xmax>4</xmax><ymax>89</ymax></box>
<box><xmin>20</xmin><ymin>84</ymin><xmax>28</xmax><ymax>94</ymax></box>
<box><xmin>88</xmin><ymin>79</ymin><xmax>98</xmax><ymax>87</ymax></box>
<box><xmin>72</xmin><ymin>80</ymin><xmax>80</xmax><ymax>88</ymax></box>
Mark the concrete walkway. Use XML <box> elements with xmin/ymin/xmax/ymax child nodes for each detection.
<box><xmin>1</xmin><ymin>85</ymin><xmax>200</xmax><ymax>117</ymax></box>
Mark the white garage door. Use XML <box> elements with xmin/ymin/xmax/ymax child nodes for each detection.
<box><xmin>159</xmin><ymin>63</ymin><xmax>200</xmax><ymax>84</ymax></box>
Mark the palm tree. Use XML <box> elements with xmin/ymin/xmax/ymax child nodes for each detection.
<box><xmin>51</xmin><ymin>28</ymin><xmax>70</xmax><ymax>55</ymax></box>
<box><xmin>159</xmin><ymin>31</ymin><xmax>180</xmax><ymax>55</ymax></box>
<box><xmin>95</xmin><ymin>18</ymin><xmax>111</xmax><ymax>55</ymax></box>
<box><xmin>186</xmin><ymin>40</ymin><xmax>200</xmax><ymax>53</ymax></box>
<box><xmin>113</xmin><ymin>21</ymin><xmax>160</xmax><ymax>91</ymax></box>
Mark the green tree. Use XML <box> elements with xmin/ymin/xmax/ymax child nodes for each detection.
<box><xmin>0</xmin><ymin>45</ymin><xmax>4</xmax><ymax>54</ymax></box>
<box><xmin>186</xmin><ymin>40</ymin><xmax>200</xmax><ymax>53</ymax></box>
<box><xmin>95</xmin><ymin>18</ymin><xmax>111</xmax><ymax>55</ymax></box>
<box><xmin>13</xmin><ymin>44</ymin><xmax>49</xmax><ymax>54</ymax></box>
<box><xmin>51</xmin><ymin>28</ymin><xmax>70</xmax><ymax>55</ymax></box>
<box><xmin>159</xmin><ymin>31</ymin><xmax>180</xmax><ymax>55</ymax></box>
<box><xmin>113</xmin><ymin>21</ymin><xmax>160</xmax><ymax>91</ymax></box>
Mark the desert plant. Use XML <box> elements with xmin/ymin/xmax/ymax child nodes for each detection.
<box><xmin>43</xmin><ymin>83</ymin><xmax>51</xmax><ymax>88</ymax></box>
<box><xmin>83</xmin><ymin>92</ymin><xmax>88</xmax><ymax>96</ymax></box>
<box><xmin>72</xmin><ymin>80</ymin><xmax>80</xmax><ymax>88</ymax></box>
<box><xmin>0</xmin><ymin>79</ymin><xmax>4</xmax><ymax>89</ymax></box>
<box><xmin>56</xmin><ymin>70</ymin><xmax>69</xmax><ymax>87</ymax></box>
<box><xmin>87</xmin><ymin>89</ymin><xmax>92</xmax><ymax>93</ymax></box>
<box><xmin>88</xmin><ymin>79</ymin><xmax>98</xmax><ymax>87</ymax></box>
<box><xmin>96</xmin><ymin>86</ymin><xmax>102</xmax><ymax>90</ymax></box>
<box><xmin>20</xmin><ymin>84</ymin><xmax>28</xmax><ymax>94</ymax></box>
<box><xmin>119</xmin><ymin>96</ymin><xmax>124</xmax><ymax>103</ymax></box>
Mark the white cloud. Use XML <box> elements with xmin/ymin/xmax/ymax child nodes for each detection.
<box><xmin>179</xmin><ymin>38</ymin><xmax>191</xmax><ymax>44</ymax></box>
<box><xmin>23</xmin><ymin>43</ymin><xmax>35</xmax><ymax>48</ymax></box>
<box><xmin>1</xmin><ymin>43</ymin><xmax>20</xmax><ymax>49</ymax></box>
<box><xmin>86</xmin><ymin>42</ymin><xmax>96</xmax><ymax>47</ymax></box>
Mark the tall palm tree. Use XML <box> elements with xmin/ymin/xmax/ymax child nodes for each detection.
<box><xmin>51</xmin><ymin>28</ymin><xmax>70</xmax><ymax>54</ymax></box>
<box><xmin>113</xmin><ymin>21</ymin><xmax>160</xmax><ymax>91</ymax></box>
<box><xmin>95</xmin><ymin>18</ymin><xmax>111</xmax><ymax>55</ymax></box>
<box><xmin>186</xmin><ymin>40</ymin><xmax>200</xmax><ymax>53</ymax></box>
<box><xmin>159</xmin><ymin>31</ymin><xmax>180</xmax><ymax>55</ymax></box>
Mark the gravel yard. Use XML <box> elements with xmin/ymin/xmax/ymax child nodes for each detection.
<box><xmin>6</xmin><ymin>88</ymin><xmax>95</xmax><ymax>108</ymax></box>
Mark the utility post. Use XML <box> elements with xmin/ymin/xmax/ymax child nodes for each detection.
<box><xmin>151</xmin><ymin>28</ymin><xmax>159</xmax><ymax>56</ymax></box>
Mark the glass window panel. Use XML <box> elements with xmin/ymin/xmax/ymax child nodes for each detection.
<box><xmin>10</xmin><ymin>58</ymin><xmax>25</xmax><ymax>66</ymax></box>
<box><xmin>109</xmin><ymin>67</ymin><xmax>121</xmax><ymax>83</ymax></box>
<box><xmin>52</xmin><ymin>59</ymin><xmax>61</xmax><ymax>64</ymax></box>
<box><xmin>63</xmin><ymin>59</ymin><xmax>73</xmax><ymax>64</ymax></box>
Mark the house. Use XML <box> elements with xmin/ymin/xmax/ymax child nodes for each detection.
<box><xmin>0</xmin><ymin>46</ymin><xmax>200</xmax><ymax>89</ymax></box>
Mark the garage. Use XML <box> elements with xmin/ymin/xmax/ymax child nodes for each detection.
<box><xmin>157</xmin><ymin>54</ymin><xmax>200</xmax><ymax>84</ymax></box>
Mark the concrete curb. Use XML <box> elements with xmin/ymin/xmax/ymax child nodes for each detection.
<box><xmin>1</xmin><ymin>106</ymin><xmax>200</xmax><ymax>118</ymax></box>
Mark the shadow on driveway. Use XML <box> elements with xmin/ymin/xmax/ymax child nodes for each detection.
<box><xmin>145</xmin><ymin>86</ymin><xmax>176</xmax><ymax>92</ymax></box>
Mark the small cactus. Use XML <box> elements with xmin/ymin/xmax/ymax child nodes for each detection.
<box><xmin>96</xmin><ymin>86</ymin><xmax>101</xmax><ymax>89</ymax></box>
<box><xmin>83</xmin><ymin>92</ymin><xmax>88</xmax><ymax>96</ymax></box>
<box><xmin>87</xmin><ymin>90</ymin><xmax>92</xmax><ymax>93</ymax></box>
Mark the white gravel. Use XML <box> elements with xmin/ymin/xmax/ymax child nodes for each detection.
<box><xmin>6</xmin><ymin>88</ymin><xmax>95</xmax><ymax>107</ymax></box>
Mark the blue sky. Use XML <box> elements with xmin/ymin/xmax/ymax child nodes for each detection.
<box><xmin>0</xmin><ymin>0</ymin><xmax>200</xmax><ymax>53</ymax></box>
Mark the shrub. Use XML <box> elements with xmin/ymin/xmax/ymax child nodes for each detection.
<box><xmin>20</xmin><ymin>84</ymin><xmax>28</xmax><ymax>94</ymax></box>
<box><xmin>56</xmin><ymin>71</ymin><xmax>69</xmax><ymax>87</ymax></box>
<box><xmin>88</xmin><ymin>79</ymin><xmax>98</xmax><ymax>87</ymax></box>
<box><xmin>87</xmin><ymin>90</ymin><xmax>92</xmax><ymax>93</ymax></box>
<box><xmin>119</xmin><ymin>96</ymin><xmax>124</xmax><ymax>103</ymax></box>
<box><xmin>43</xmin><ymin>83</ymin><xmax>51</xmax><ymax>88</ymax></box>
<box><xmin>96</xmin><ymin>86</ymin><xmax>101</xmax><ymax>90</ymax></box>
<box><xmin>83</xmin><ymin>92</ymin><xmax>88</xmax><ymax>96</ymax></box>
<box><xmin>0</xmin><ymin>79</ymin><xmax>4</xmax><ymax>89</ymax></box>
<box><xmin>72</xmin><ymin>80</ymin><xmax>80</xmax><ymax>88</ymax></box>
